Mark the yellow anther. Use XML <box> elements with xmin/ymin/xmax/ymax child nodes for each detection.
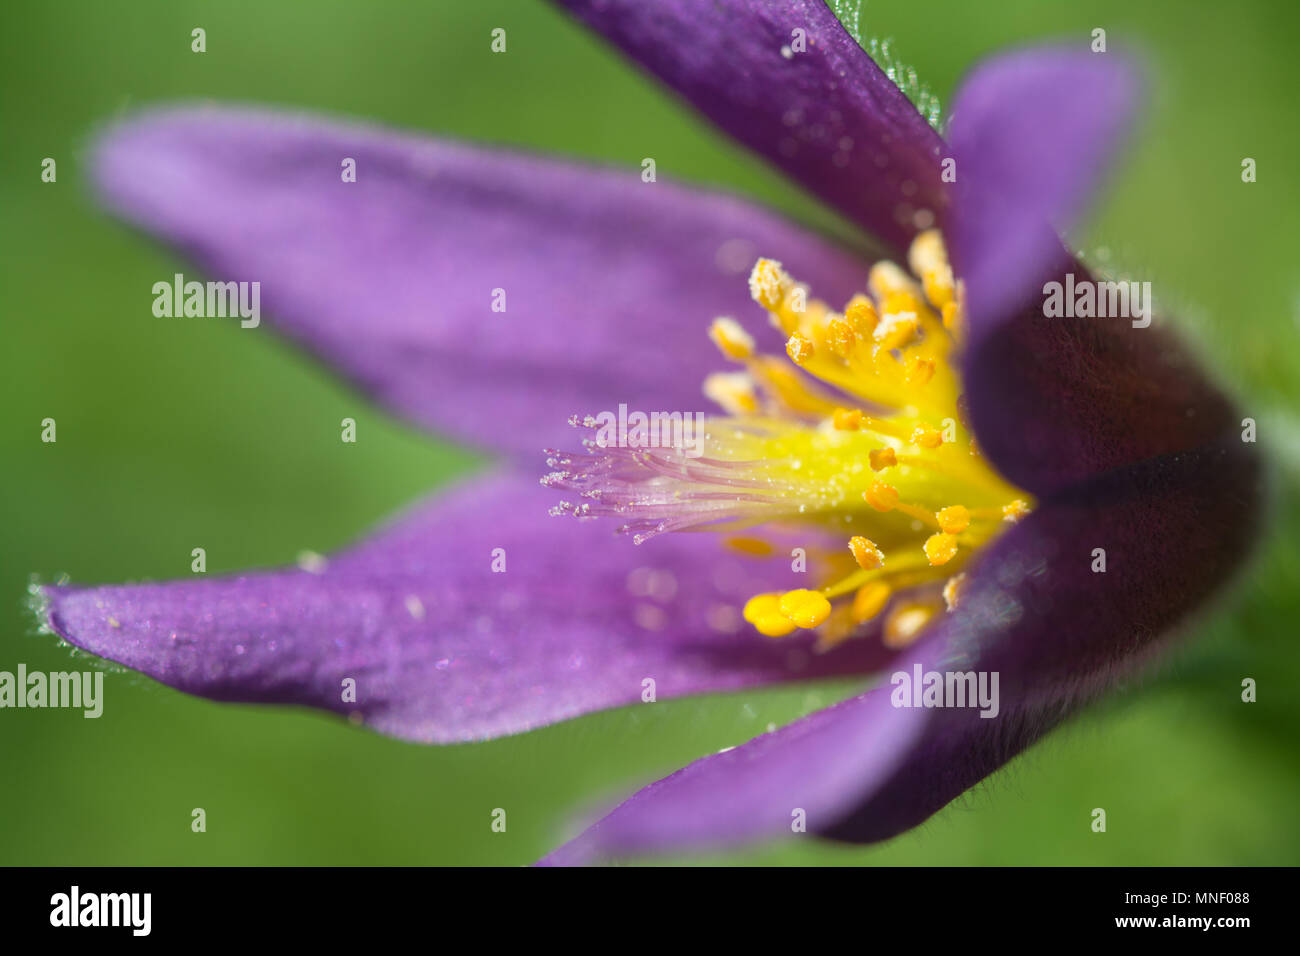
<box><xmin>832</xmin><ymin>407</ymin><xmax>862</xmax><ymax>431</ymax></box>
<box><xmin>743</xmin><ymin>592</ymin><xmax>779</xmax><ymax>621</ymax></box>
<box><xmin>786</xmin><ymin>331</ymin><xmax>814</xmax><ymax>365</ymax></box>
<box><xmin>868</xmin><ymin>447</ymin><xmax>897</xmax><ymax>471</ymax></box>
<box><xmin>911</xmin><ymin>425</ymin><xmax>944</xmax><ymax>448</ymax></box>
<box><xmin>726</xmin><ymin>536</ymin><xmax>774</xmax><ymax>557</ymax></box>
<box><xmin>906</xmin><ymin>355</ymin><xmax>936</xmax><ymax>385</ymax></box>
<box><xmin>872</xmin><ymin>312</ymin><xmax>918</xmax><ymax>351</ymax></box>
<box><xmin>883</xmin><ymin>601</ymin><xmax>936</xmax><ymax>649</ymax></box>
<box><xmin>924</xmin><ymin>532</ymin><xmax>959</xmax><ymax>566</ymax></box>
<box><xmin>851</xmin><ymin>581</ymin><xmax>891</xmax><ymax>623</ymax></box>
<box><xmin>826</xmin><ymin>316</ymin><xmax>858</xmax><ymax>356</ymax></box>
<box><xmin>942</xmin><ymin>573</ymin><xmax>967</xmax><ymax>612</ymax></box>
<box><xmin>922</xmin><ymin>269</ymin><xmax>955</xmax><ymax>310</ymax></box>
<box><xmin>844</xmin><ymin>297</ymin><xmax>878</xmax><ymax>334</ymax></box>
<box><xmin>748</xmin><ymin>258</ymin><xmax>791</xmax><ymax>311</ymax></box>
<box><xmin>777</xmin><ymin>589</ymin><xmax>832</xmax><ymax>629</ymax></box>
<box><xmin>753</xmin><ymin>357</ymin><xmax>839</xmax><ymax>416</ymax></box>
<box><xmin>1003</xmin><ymin>499</ymin><xmax>1031</xmax><ymax>523</ymax></box>
<box><xmin>881</xmin><ymin>290</ymin><xmax>925</xmax><ymax>317</ymax></box>
<box><xmin>936</xmin><ymin>505</ymin><xmax>971</xmax><ymax>535</ymax></box>
<box><xmin>708</xmin><ymin>317</ymin><xmax>755</xmax><ymax>360</ymax></box>
<box><xmin>868</xmin><ymin>260</ymin><xmax>920</xmax><ymax>303</ymax></box>
<box><xmin>848</xmin><ymin>535</ymin><xmax>884</xmax><ymax>570</ymax></box>
<box><xmin>703</xmin><ymin>371</ymin><xmax>760</xmax><ymax>415</ymax></box>
<box><xmin>742</xmin><ymin>593</ymin><xmax>797</xmax><ymax>638</ymax></box>
<box><xmin>907</xmin><ymin>229</ymin><xmax>948</xmax><ymax>274</ymax></box>
<box><xmin>864</xmin><ymin>480</ymin><xmax>899</xmax><ymax>512</ymax></box>
<box><xmin>909</xmin><ymin>230</ymin><xmax>955</xmax><ymax>310</ymax></box>
<box><xmin>943</xmin><ymin>281</ymin><xmax>965</xmax><ymax>333</ymax></box>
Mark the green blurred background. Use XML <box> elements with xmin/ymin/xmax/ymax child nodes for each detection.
<box><xmin>2</xmin><ymin>0</ymin><xmax>1297</xmax><ymax>865</ymax></box>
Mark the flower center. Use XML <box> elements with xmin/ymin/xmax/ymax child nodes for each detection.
<box><xmin>544</xmin><ymin>230</ymin><xmax>1032</xmax><ymax>651</ymax></box>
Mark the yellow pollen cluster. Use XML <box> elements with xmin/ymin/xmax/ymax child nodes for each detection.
<box><xmin>832</xmin><ymin>407</ymin><xmax>863</xmax><ymax>431</ymax></box>
<box><xmin>937</xmin><ymin>505</ymin><xmax>970</xmax><ymax>534</ymax></box>
<box><xmin>849</xmin><ymin>535</ymin><xmax>884</xmax><ymax>570</ymax></box>
<box><xmin>1003</xmin><ymin>499</ymin><xmax>1031</xmax><ymax>522</ymax></box>
<box><xmin>743</xmin><ymin>589</ymin><xmax>832</xmax><ymax>637</ymax></box>
<box><xmin>923</xmin><ymin>532</ymin><xmax>959</xmax><ymax>566</ymax></box>
<box><xmin>688</xmin><ymin>231</ymin><xmax>1033</xmax><ymax>652</ymax></box>
<box><xmin>708</xmin><ymin>317</ymin><xmax>755</xmax><ymax>359</ymax></box>
<box><xmin>785</xmin><ymin>331</ymin><xmax>814</xmax><ymax>365</ymax></box>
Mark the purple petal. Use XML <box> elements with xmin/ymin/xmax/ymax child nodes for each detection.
<box><xmin>541</xmin><ymin>638</ymin><xmax>937</xmax><ymax>865</ymax></box>
<box><xmin>947</xmin><ymin>46</ymin><xmax>1140</xmax><ymax>330</ymax></box>
<box><xmin>41</xmin><ymin>472</ymin><xmax>890</xmax><ymax>744</ymax></box>
<box><xmin>91</xmin><ymin>105</ymin><xmax>867</xmax><ymax>457</ymax></box>
<box><xmin>945</xmin><ymin>49</ymin><xmax>1238</xmax><ymax>495</ymax></box>
<box><xmin>551</xmin><ymin>0</ymin><xmax>948</xmax><ymax>253</ymax></box>
<box><xmin>961</xmin><ymin>283</ymin><xmax>1242</xmax><ymax>496</ymax></box>
<box><xmin>543</xmin><ymin>436</ymin><xmax>1264</xmax><ymax>862</ymax></box>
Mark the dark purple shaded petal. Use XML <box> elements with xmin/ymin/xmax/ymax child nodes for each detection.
<box><xmin>946</xmin><ymin>49</ymin><xmax>1238</xmax><ymax>495</ymax></box>
<box><xmin>961</xmin><ymin>284</ymin><xmax>1242</xmax><ymax>497</ymax></box>
<box><xmin>42</xmin><ymin>472</ymin><xmax>891</xmax><ymax>744</ymax></box>
<box><xmin>91</xmin><ymin>106</ymin><xmax>868</xmax><ymax>457</ymax></box>
<box><xmin>542</xmin><ymin>436</ymin><xmax>1264</xmax><ymax>862</ymax></box>
<box><xmin>551</xmin><ymin>0</ymin><xmax>948</xmax><ymax>253</ymax></box>
<box><xmin>947</xmin><ymin>46</ymin><xmax>1140</xmax><ymax>331</ymax></box>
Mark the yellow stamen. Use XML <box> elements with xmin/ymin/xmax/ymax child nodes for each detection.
<box><xmin>873</xmin><ymin>312</ymin><xmax>918</xmax><ymax>350</ymax></box>
<box><xmin>942</xmin><ymin>573</ymin><xmax>967</xmax><ymax>611</ymax></box>
<box><xmin>832</xmin><ymin>407</ymin><xmax>863</xmax><ymax>431</ymax></box>
<box><xmin>881</xmin><ymin>290</ymin><xmax>925</xmax><ymax>317</ymax></box>
<box><xmin>924</xmin><ymin>532</ymin><xmax>959</xmax><ymax>566</ymax></box>
<box><xmin>868</xmin><ymin>447</ymin><xmax>897</xmax><ymax>471</ymax></box>
<box><xmin>865</xmin><ymin>480</ymin><xmax>900</xmax><ymax>512</ymax></box>
<box><xmin>777</xmin><ymin>589</ymin><xmax>832</xmax><ymax>629</ymax></box>
<box><xmin>826</xmin><ymin>317</ymin><xmax>857</xmax><ymax>356</ymax></box>
<box><xmin>1003</xmin><ymin>499</ymin><xmax>1031</xmax><ymax>522</ymax></box>
<box><xmin>848</xmin><ymin>536</ymin><xmax>884</xmax><ymax>570</ymax></box>
<box><xmin>910</xmin><ymin>425</ymin><xmax>944</xmax><ymax>449</ymax></box>
<box><xmin>906</xmin><ymin>355</ymin><xmax>936</xmax><ymax>385</ymax></box>
<box><xmin>742</xmin><ymin>593</ymin><xmax>798</xmax><ymax>638</ymax></box>
<box><xmin>748</xmin><ymin>259</ymin><xmax>791</xmax><ymax>312</ymax></box>
<box><xmin>869</xmin><ymin>261</ymin><xmax>921</xmax><ymax>303</ymax></box>
<box><xmin>936</xmin><ymin>505</ymin><xmax>971</xmax><ymax>534</ymax></box>
<box><xmin>748</xmin><ymin>357</ymin><xmax>840</xmax><ymax>416</ymax></box>
<box><xmin>708</xmin><ymin>316</ymin><xmax>756</xmax><ymax>360</ymax></box>
<box><xmin>942</xmin><ymin>301</ymin><xmax>960</xmax><ymax>330</ymax></box>
<box><xmin>702</xmin><ymin>371</ymin><xmax>759</xmax><ymax>415</ymax></box>
<box><xmin>851</xmin><ymin>581</ymin><xmax>892</xmax><ymax>623</ymax></box>
<box><xmin>845</xmin><ymin>297</ymin><xmax>878</xmax><ymax>334</ymax></box>
<box><xmin>883</xmin><ymin>601</ymin><xmax>937</xmax><ymax>649</ymax></box>
<box><xmin>909</xmin><ymin>229</ymin><xmax>956</xmax><ymax>311</ymax></box>
<box><xmin>726</xmin><ymin>536</ymin><xmax>774</xmax><ymax>557</ymax></box>
<box><xmin>716</xmin><ymin>233</ymin><xmax>1026</xmax><ymax>646</ymax></box>
<box><xmin>555</xmin><ymin>229</ymin><xmax>1032</xmax><ymax>652</ymax></box>
<box><xmin>922</xmin><ymin>271</ymin><xmax>953</xmax><ymax>309</ymax></box>
<box><xmin>785</xmin><ymin>331</ymin><xmax>814</xmax><ymax>365</ymax></box>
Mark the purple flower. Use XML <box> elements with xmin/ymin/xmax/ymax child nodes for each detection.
<box><xmin>40</xmin><ymin>0</ymin><xmax>1262</xmax><ymax>864</ymax></box>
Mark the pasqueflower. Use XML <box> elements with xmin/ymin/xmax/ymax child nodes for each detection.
<box><xmin>39</xmin><ymin>0</ymin><xmax>1262</xmax><ymax>864</ymax></box>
